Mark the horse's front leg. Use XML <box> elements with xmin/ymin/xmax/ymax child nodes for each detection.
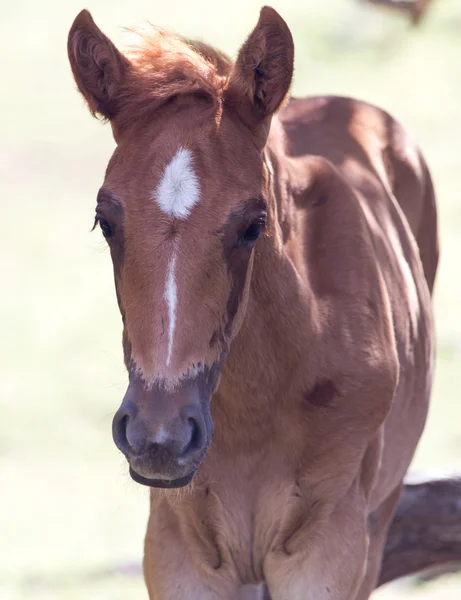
<box><xmin>143</xmin><ymin>509</ymin><xmax>241</xmax><ymax>600</ymax></box>
<box><xmin>264</xmin><ymin>488</ymin><xmax>369</xmax><ymax>600</ymax></box>
<box><xmin>144</xmin><ymin>542</ymin><xmax>241</xmax><ymax>599</ymax></box>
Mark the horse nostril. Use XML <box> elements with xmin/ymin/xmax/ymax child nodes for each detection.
<box><xmin>112</xmin><ymin>412</ymin><xmax>131</xmax><ymax>455</ymax></box>
<box><xmin>188</xmin><ymin>418</ymin><xmax>202</xmax><ymax>450</ymax></box>
<box><xmin>179</xmin><ymin>404</ymin><xmax>206</xmax><ymax>458</ymax></box>
<box><xmin>179</xmin><ymin>416</ymin><xmax>204</xmax><ymax>459</ymax></box>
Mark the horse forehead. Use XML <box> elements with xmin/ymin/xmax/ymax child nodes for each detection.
<box><xmin>107</xmin><ymin>127</ymin><xmax>265</xmax><ymax>229</ymax></box>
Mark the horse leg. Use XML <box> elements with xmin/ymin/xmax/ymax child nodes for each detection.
<box><xmin>143</xmin><ymin>518</ymin><xmax>240</xmax><ymax>600</ymax></box>
<box><xmin>264</xmin><ymin>488</ymin><xmax>369</xmax><ymax>600</ymax></box>
<box><xmin>144</xmin><ymin>554</ymin><xmax>235</xmax><ymax>600</ymax></box>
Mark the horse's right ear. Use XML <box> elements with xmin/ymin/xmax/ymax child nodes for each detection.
<box><xmin>67</xmin><ymin>10</ymin><xmax>130</xmax><ymax>120</ymax></box>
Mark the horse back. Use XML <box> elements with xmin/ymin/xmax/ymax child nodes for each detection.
<box><xmin>280</xmin><ymin>95</ymin><xmax>438</xmax><ymax>295</ymax></box>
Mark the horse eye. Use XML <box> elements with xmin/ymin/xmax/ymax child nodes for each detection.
<box><xmin>241</xmin><ymin>219</ymin><xmax>265</xmax><ymax>244</ymax></box>
<box><xmin>98</xmin><ymin>218</ymin><xmax>113</xmax><ymax>239</ymax></box>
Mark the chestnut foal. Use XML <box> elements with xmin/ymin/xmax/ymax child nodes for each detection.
<box><xmin>68</xmin><ymin>6</ymin><xmax>438</xmax><ymax>599</ymax></box>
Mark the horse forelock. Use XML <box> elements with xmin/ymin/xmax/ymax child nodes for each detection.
<box><xmin>113</xmin><ymin>27</ymin><xmax>232</xmax><ymax>130</ymax></box>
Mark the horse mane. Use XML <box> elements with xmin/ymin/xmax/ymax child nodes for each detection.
<box><xmin>116</xmin><ymin>26</ymin><xmax>233</xmax><ymax>127</ymax></box>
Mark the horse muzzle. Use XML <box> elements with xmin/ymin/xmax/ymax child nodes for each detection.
<box><xmin>112</xmin><ymin>375</ymin><xmax>213</xmax><ymax>487</ymax></box>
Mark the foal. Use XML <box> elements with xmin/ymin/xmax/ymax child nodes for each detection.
<box><xmin>68</xmin><ymin>6</ymin><xmax>437</xmax><ymax>599</ymax></box>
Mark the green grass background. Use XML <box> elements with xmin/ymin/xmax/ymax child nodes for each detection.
<box><xmin>1</xmin><ymin>0</ymin><xmax>460</xmax><ymax>598</ymax></box>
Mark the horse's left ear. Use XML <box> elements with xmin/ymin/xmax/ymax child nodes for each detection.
<box><xmin>226</xmin><ymin>6</ymin><xmax>294</xmax><ymax>136</ymax></box>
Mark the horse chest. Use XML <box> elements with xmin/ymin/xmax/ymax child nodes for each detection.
<box><xmin>191</xmin><ymin>477</ymin><xmax>313</xmax><ymax>583</ymax></box>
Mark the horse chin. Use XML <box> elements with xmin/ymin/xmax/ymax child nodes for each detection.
<box><xmin>129</xmin><ymin>466</ymin><xmax>195</xmax><ymax>488</ymax></box>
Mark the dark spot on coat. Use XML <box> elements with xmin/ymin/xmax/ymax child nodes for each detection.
<box><xmin>304</xmin><ymin>380</ymin><xmax>337</xmax><ymax>407</ymax></box>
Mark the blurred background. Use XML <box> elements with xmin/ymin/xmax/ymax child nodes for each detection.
<box><xmin>1</xmin><ymin>0</ymin><xmax>460</xmax><ymax>598</ymax></box>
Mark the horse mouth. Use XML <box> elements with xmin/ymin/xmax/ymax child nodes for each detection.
<box><xmin>129</xmin><ymin>466</ymin><xmax>195</xmax><ymax>488</ymax></box>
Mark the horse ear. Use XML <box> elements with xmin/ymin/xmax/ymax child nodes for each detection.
<box><xmin>67</xmin><ymin>10</ymin><xmax>130</xmax><ymax>120</ymax></box>
<box><xmin>226</xmin><ymin>7</ymin><xmax>294</xmax><ymax>132</ymax></box>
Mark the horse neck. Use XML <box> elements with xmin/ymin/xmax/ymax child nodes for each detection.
<box><xmin>212</xmin><ymin>145</ymin><xmax>319</xmax><ymax>449</ymax></box>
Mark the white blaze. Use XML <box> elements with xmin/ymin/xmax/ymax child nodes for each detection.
<box><xmin>154</xmin><ymin>147</ymin><xmax>200</xmax><ymax>367</ymax></box>
<box><xmin>164</xmin><ymin>254</ymin><xmax>177</xmax><ymax>366</ymax></box>
<box><xmin>154</xmin><ymin>147</ymin><xmax>200</xmax><ymax>218</ymax></box>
